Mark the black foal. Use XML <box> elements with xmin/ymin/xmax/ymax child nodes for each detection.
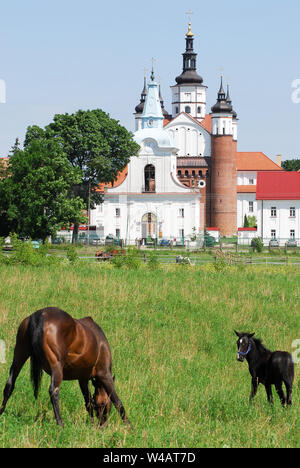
<box><xmin>234</xmin><ymin>331</ymin><xmax>294</xmax><ymax>406</ymax></box>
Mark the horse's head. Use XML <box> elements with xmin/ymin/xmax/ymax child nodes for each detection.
<box><xmin>234</xmin><ymin>331</ymin><xmax>255</xmax><ymax>362</ymax></box>
<box><xmin>91</xmin><ymin>376</ymin><xmax>115</xmax><ymax>427</ymax></box>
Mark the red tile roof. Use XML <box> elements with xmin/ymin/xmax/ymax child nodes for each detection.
<box><xmin>237</xmin><ymin>152</ymin><xmax>283</xmax><ymax>171</ymax></box>
<box><xmin>256</xmin><ymin>171</ymin><xmax>300</xmax><ymax>200</ymax></box>
<box><xmin>237</xmin><ymin>185</ymin><xmax>257</xmax><ymax>193</ymax></box>
<box><xmin>95</xmin><ymin>166</ymin><xmax>128</xmax><ymax>193</ymax></box>
<box><xmin>199</xmin><ymin>114</ymin><xmax>212</xmax><ymax>133</ymax></box>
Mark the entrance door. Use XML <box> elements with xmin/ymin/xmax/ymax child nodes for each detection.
<box><xmin>141</xmin><ymin>213</ymin><xmax>157</xmax><ymax>239</ymax></box>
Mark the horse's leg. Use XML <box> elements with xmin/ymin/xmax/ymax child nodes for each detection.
<box><xmin>284</xmin><ymin>380</ymin><xmax>292</xmax><ymax>406</ymax></box>
<box><xmin>265</xmin><ymin>383</ymin><xmax>273</xmax><ymax>404</ymax></box>
<box><xmin>275</xmin><ymin>382</ymin><xmax>286</xmax><ymax>406</ymax></box>
<box><xmin>97</xmin><ymin>372</ymin><xmax>132</xmax><ymax>429</ymax></box>
<box><xmin>249</xmin><ymin>377</ymin><xmax>259</xmax><ymax>402</ymax></box>
<box><xmin>0</xmin><ymin>319</ymin><xmax>30</xmax><ymax>415</ymax></box>
<box><xmin>48</xmin><ymin>363</ymin><xmax>64</xmax><ymax>427</ymax></box>
<box><xmin>79</xmin><ymin>379</ymin><xmax>93</xmax><ymax>419</ymax></box>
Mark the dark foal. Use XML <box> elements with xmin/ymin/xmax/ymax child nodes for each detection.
<box><xmin>235</xmin><ymin>331</ymin><xmax>294</xmax><ymax>406</ymax></box>
<box><xmin>0</xmin><ymin>307</ymin><xmax>132</xmax><ymax>428</ymax></box>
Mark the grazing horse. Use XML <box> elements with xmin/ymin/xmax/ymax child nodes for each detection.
<box><xmin>0</xmin><ymin>307</ymin><xmax>132</xmax><ymax>428</ymax></box>
<box><xmin>234</xmin><ymin>331</ymin><xmax>294</xmax><ymax>406</ymax></box>
<box><xmin>176</xmin><ymin>255</ymin><xmax>191</xmax><ymax>265</ymax></box>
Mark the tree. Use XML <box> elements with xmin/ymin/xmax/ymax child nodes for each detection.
<box><xmin>282</xmin><ymin>159</ymin><xmax>300</xmax><ymax>171</ymax></box>
<box><xmin>25</xmin><ymin>109</ymin><xmax>140</xmax><ymax>242</ymax></box>
<box><xmin>243</xmin><ymin>214</ymin><xmax>249</xmax><ymax>228</ymax></box>
<box><xmin>0</xmin><ymin>139</ymin><xmax>85</xmax><ymax>240</ymax></box>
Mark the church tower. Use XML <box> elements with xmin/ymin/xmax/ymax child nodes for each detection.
<box><xmin>134</xmin><ymin>75</ymin><xmax>147</xmax><ymax>131</ymax></box>
<box><xmin>210</xmin><ymin>76</ymin><xmax>237</xmax><ymax>236</ymax></box>
<box><xmin>170</xmin><ymin>21</ymin><xmax>207</xmax><ymax>121</ymax></box>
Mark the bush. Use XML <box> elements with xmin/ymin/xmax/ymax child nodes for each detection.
<box><xmin>251</xmin><ymin>237</ymin><xmax>263</xmax><ymax>253</ymax></box>
<box><xmin>124</xmin><ymin>247</ymin><xmax>141</xmax><ymax>270</ymax></box>
<box><xmin>66</xmin><ymin>245</ymin><xmax>79</xmax><ymax>263</ymax></box>
<box><xmin>147</xmin><ymin>252</ymin><xmax>160</xmax><ymax>270</ymax></box>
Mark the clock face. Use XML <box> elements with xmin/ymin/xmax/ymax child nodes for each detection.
<box><xmin>148</xmin><ymin>119</ymin><xmax>154</xmax><ymax>127</ymax></box>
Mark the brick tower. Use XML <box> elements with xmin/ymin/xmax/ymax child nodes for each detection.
<box><xmin>210</xmin><ymin>77</ymin><xmax>237</xmax><ymax>236</ymax></box>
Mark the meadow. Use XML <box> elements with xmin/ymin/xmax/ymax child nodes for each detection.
<box><xmin>0</xmin><ymin>259</ymin><xmax>299</xmax><ymax>448</ymax></box>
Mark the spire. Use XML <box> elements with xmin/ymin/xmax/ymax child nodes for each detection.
<box><xmin>211</xmin><ymin>75</ymin><xmax>233</xmax><ymax>114</ymax></box>
<box><xmin>226</xmin><ymin>82</ymin><xmax>238</xmax><ymax>120</ymax></box>
<box><xmin>226</xmin><ymin>83</ymin><xmax>231</xmax><ymax>105</ymax></box>
<box><xmin>141</xmin><ymin>70</ymin><xmax>164</xmax><ymax>129</ymax></box>
<box><xmin>185</xmin><ymin>9</ymin><xmax>194</xmax><ymax>37</ymax></box>
<box><xmin>175</xmin><ymin>20</ymin><xmax>203</xmax><ymax>85</ymax></box>
<box><xmin>135</xmin><ymin>73</ymin><xmax>148</xmax><ymax>114</ymax></box>
<box><xmin>159</xmin><ymin>82</ymin><xmax>169</xmax><ymax>117</ymax></box>
<box><xmin>150</xmin><ymin>58</ymin><xmax>155</xmax><ymax>81</ymax></box>
<box><xmin>186</xmin><ymin>22</ymin><xmax>194</xmax><ymax>38</ymax></box>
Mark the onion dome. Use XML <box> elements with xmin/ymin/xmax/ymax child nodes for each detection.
<box><xmin>226</xmin><ymin>84</ymin><xmax>238</xmax><ymax>119</ymax></box>
<box><xmin>211</xmin><ymin>76</ymin><xmax>233</xmax><ymax>113</ymax></box>
<box><xmin>175</xmin><ymin>22</ymin><xmax>203</xmax><ymax>85</ymax></box>
<box><xmin>135</xmin><ymin>76</ymin><xmax>147</xmax><ymax>114</ymax></box>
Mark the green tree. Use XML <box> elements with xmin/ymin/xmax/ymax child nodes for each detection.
<box><xmin>247</xmin><ymin>215</ymin><xmax>257</xmax><ymax>228</ymax></box>
<box><xmin>282</xmin><ymin>159</ymin><xmax>300</xmax><ymax>171</ymax></box>
<box><xmin>0</xmin><ymin>139</ymin><xmax>85</xmax><ymax>240</ymax></box>
<box><xmin>25</xmin><ymin>109</ymin><xmax>140</xmax><ymax>242</ymax></box>
<box><xmin>243</xmin><ymin>214</ymin><xmax>249</xmax><ymax>228</ymax></box>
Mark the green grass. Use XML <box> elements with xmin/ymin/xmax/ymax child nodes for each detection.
<box><xmin>0</xmin><ymin>262</ymin><xmax>299</xmax><ymax>448</ymax></box>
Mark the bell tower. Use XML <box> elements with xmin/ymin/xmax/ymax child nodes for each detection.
<box><xmin>210</xmin><ymin>76</ymin><xmax>237</xmax><ymax>236</ymax></box>
<box><xmin>170</xmin><ymin>17</ymin><xmax>207</xmax><ymax>121</ymax></box>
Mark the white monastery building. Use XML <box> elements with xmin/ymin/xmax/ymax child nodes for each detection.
<box><xmin>91</xmin><ymin>21</ymin><xmax>300</xmax><ymax>244</ymax></box>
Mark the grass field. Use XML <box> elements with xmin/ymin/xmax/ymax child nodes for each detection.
<box><xmin>0</xmin><ymin>261</ymin><xmax>299</xmax><ymax>448</ymax></box>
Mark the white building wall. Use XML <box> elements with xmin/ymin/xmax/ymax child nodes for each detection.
<box><xmin>171</xmin><ymin>85</ymin><xmax>207</xmax><ymax>120</ymax></box>
<box><xmin>237</xmin><ymin>193</ymin><xmax>257</xmax><ymax>228</ymax></box>
<box><xmin>92</xmin><ymin>194</ymin><xmax>201</xmax><ymax>243</ymax></box>
<box><xmin>256</xmin><ymin>200</ymin><xmax>300</xmax><ymax>244</ymax></box>
<box><xmin>165</xmin><ymin>114</ymin><xmax>211</xmax><ymax>157</ymax></box>
<box><xmin>237</xmin><ymin>171</ymin><xmax>257</xmax><ymax>185</ymax></box>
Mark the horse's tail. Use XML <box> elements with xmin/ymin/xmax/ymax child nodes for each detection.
<box><xmin>27</xmin><ymin>310</ymin><xmax>45</xmax><ymax>399</ymax></box>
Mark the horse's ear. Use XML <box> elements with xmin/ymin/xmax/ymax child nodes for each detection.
<box><xmin>234</xmin><ymin>330</ymin><xmax>241</xmax><ymax>337</ymax></box>
<box><xmin>248</xmin><ymin>333</ymin><xmax>255</xmax><ymax>338</ymax></box>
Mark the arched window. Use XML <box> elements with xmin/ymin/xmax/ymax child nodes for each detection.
<box><xmin>185</xmin><ymin>106</ymin><xmax>191</xmax><ymax>114</ymax></box>
<box><xmin>197</xmin><ymin>106</ymin><xmax>201</xmax><ymax>114</ymax></box>
<box><xmin>144</xmin><ymin>164</ymin><xmax>155</xmax><ymax>192</ymax></box>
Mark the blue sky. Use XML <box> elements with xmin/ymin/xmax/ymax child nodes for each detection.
<box><xmin>0</xmin><ymin>0</ymin><xmax>299</xmax><ymax>161</ymax></box>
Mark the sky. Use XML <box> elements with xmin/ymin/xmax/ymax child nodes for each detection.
<box><xmin>0</xmin><ymin>0</ymin><xmax>300</xmax><ymax>162</ymax></box>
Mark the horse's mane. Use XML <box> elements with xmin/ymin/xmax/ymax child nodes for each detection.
<box><xmin>252</xmin><ymin>336</ymin><xmax>271</xmax><ymax>355</ymax></box>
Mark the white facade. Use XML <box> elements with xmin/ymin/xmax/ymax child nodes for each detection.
<box><xmin>91</xmin><ymin>75</ymin><xmax>201</xmax><ymax>244</ymax></box>
<box><xmin>165</xmin><ymin>113</ymin><xmax>211</xmax><ymax>157</ymax></box>
<box><xmin>237</xmin><ymin>171</ymin><xmax>257</xmax><ymax>185</ymax></box>
<box><xmin>171</xmin><ymin>84</ymin><xmax>207</xmax><ymax>120</ymax></box>
<box><xmin>237</xmin><ymin>193</ymin><xmax>257</xmax><ymax>228</ymax></box>
<box><xmin>256</xmin><ymin>200</ymin><xmax>300</xmax><ymax>244</ymax></box>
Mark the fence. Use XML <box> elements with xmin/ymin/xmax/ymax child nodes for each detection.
<box><xmin>75</xmin><ymin>252</ymin><xmax>300</xmax><ymax>266</ymax></box>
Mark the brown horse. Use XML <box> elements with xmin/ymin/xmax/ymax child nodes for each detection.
<box><xmin>0</xmin><ymin>307</ymin><xmax>131</xmax><ymax>428</ymax></box>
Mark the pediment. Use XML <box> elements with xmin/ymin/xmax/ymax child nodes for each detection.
<box><xmin>165</xmin><ymin>112</ymin><xmax>210</xmax><ymax>137</ymax></box>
